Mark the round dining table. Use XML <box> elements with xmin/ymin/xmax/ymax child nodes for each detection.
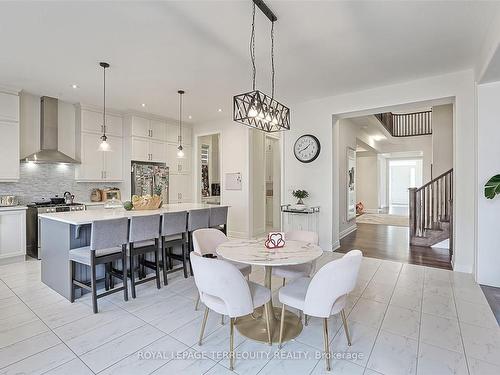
<box><xmin>217</xmin><ymin>239</ymin><xmax>323</xmax><ymax>344</ymax></box>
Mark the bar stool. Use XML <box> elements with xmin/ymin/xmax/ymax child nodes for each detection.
<box><xmin>161</xmin><ymin>211</ymin><xmax>189</xmax><ymax>285</ymax></box>
<box><xmin>209</xmin><ymin>206</ymin><xmax>228</xmax><ymax>235</ymax></box>
<box><xmin>186</xmin><ymin>208</ymin><xmax>210</xmax><ymax>275</ymax></box>
<box><xmin>128</xmin><ymin>214</ymin><xmax>162</xmax><ymax>298</ymax></box>
<box><xmin>69</xmin><ymin>218</ymin><xmax>129</xmax><ymax>314</ymax></box>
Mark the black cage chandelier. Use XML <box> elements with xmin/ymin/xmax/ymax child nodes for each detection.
<box><xmin>233</xmin><ymin>0</ymin><xmax>290</xmax><ymax>133</ymax></box>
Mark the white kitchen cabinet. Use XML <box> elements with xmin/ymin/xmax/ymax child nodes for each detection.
<box><xmin>76</xmin><ymin>133</ymin><xmax>122</xmax><ymax>181</ymax></box>
<box><xmin>103</xmin><ymin>135</ymin><xmax>123</xmax><ymax>181</ymax></box>
<box><xmin>0</xmin><ymin>121</ymin><xmax>20</xmax><ymax>181</ymax></box>
<box><xmin>166</xmin><ymin>144</ymin><xmax>191</xmax><ymax>174</ymax></box>
<box><xmin>0</xmin><ymin>209</ymin><xmax>26</xmax><ymax>260</ymax></box>
<box><xmin>166</xmin><ymin>123</ymin><xmax>191</xmax><ymax>145</ymax></box>
<box><xmin>0</xmin><ymin>91</ymin><xmax>19</xmax><ymax>122</ymax></box>
<box><xmin>131</xmin><ymin>137</ymin><xmax>166</xmax><ymax>162</ymax></box>
<box><xmin>150</xmin><ymin>119</ymin><xmax>167</xmax><ymax>141</ymax></box>
<box><xmin>131</xmin><ymin>116</ymin><xmax>166</xmax><ymax>141</ymax></box>
<box><xmin>80</xmin><ymin>109</ymin><xmax>123</xmax><ymax>137</ymax></box>
<box><xmin>150</xmin><ymin>140</ymin><xmax>166</xmax><ymax>162</ymax></box>
<box><xmin>169</xmin><ymin>174</ymin><xmax>192</xmax><ymax>203</ymax></box>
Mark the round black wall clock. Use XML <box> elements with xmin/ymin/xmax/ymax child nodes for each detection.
<box><xmin>294</xmin><ymin>134</ymin><xmax>321</xmax><ymax>163</ymax></box>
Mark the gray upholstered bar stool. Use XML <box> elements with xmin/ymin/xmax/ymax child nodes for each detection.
<box><xmin>186</xmin><ymin>208</ymin><xmax>210</xmax><ymax>275</ymax></box>
<box><xmin>161</xmin><ymin>211</ymin><xmax>189</xmax><ymax>285</ymax></box>
<box><xmin>128</xmin><ymin>214</ymin><xmax>162</xmax><ymax>298</ymax></box>
<box><xmin>69</xmin><ymin>218</ymin><xmax>129</xmax><ymax>314</ymax></box>
<box><xmin>209</xmin><ymin>206</ymin><xmax>228</xmax><ymax>235</ymax></box>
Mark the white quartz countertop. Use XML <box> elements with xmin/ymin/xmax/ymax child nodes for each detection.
<box><xmin>0</xmin><ymin>205</ymin><xmax>27</xmax><ymax>212</ymax></box>
<box><xmin>38</xmin><ymin>203</ymin><xmax>228</xmax><ymax>225</ymax></box>
<box><xmin>80</xmin><ymin>201</ymin><xmax>106</xmax><ymax>206</ymax></box>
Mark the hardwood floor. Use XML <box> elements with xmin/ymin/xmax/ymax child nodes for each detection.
<box><xmin>337</xmin><ymin>223</ymin><xmax>452</xmax><ymax>269</ymax></box>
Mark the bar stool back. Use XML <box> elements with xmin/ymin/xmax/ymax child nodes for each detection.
<box><xmin>69</xmin><ymin>217</ymin><xmax>129</xmax><ymax>313</ymax></box>
<box><xmin>209</xmin><ymin>206</ymin><xmax>228</xmax><ymax>234</ymax></box>
<box><xmin>161</xmin><ymin>211</ymin><xmax>188</xmax><ymax>284</ymax></box>
<box><xmin>186</xmin><ymin>209</ymin><xmax>210</xmax><ymax>274</ymax></box>
<box><xmin>128</xmin><ymin>214</ymin><xmax>161</xmax><ymax>298</ymax></box>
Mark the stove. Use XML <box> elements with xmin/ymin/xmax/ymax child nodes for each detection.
<box><xmin>26</xmin><ymin>202</ymin><xmax>86</xmax><ymax>259</ymax></box>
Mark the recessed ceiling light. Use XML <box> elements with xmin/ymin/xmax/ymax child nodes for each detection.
<box><xmin>141</xmin><ymin>103</ymin><xmax>146</xmax><ymax>107</ymax></box>
<box><xmin>71</xmin><ymin>84</ymin><xmax>79</xmax><ymax>89</ymax></box>
<box><xmin>188</xmin><ymin>115</ymin><xmax>192</xmax><ymax>120</ymax></box>
<box><xmin>218</xmin><ymin>108</ymin><xmax>222</xmax><ymax>112</ymax></box>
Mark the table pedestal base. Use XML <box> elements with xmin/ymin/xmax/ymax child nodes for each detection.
<box><xmin>235</xmin><ymin>306</ymin><xmax>303</xmax><ymax>343</ymax></box>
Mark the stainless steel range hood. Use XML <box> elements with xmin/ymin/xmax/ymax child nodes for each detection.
<box><xmin>22</xmin><ymin>96</ymin><xmax>79</xmax><ymax>164</ymax></box>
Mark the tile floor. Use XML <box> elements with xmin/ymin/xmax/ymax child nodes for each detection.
<box><xmin>0</xmin><ymin>252</ymin><xmax>499</xmax><ymax>375</ymax></box>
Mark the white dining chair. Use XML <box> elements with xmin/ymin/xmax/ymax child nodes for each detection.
<box><xmin>192</xmin><ymin>228</ymin><xmax>252</xmax><ymax>315</ymax></box>
<box><xmin>190</xmin><ymin>252</ymin><xmax>272</xmax><ymax>371</ymax></box>
<box><xmin>278</xmin><ymin>250</ymin><xmax>362</xmax><ymax>371</ymax></box>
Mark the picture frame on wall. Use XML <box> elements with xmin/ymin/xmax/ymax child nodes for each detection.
<box><xmin>347</xmin><ymin>147</ymin><xmax>356</xmax><ymax>221</ymax></box>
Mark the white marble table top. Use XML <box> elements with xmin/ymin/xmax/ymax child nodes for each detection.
<box><xmin>38</xmin><ymin>203</ymin><xmax>228</xmax><ymax>225</ymax></box>
<box><xmin>217</xmin><ymin>239</ymin><xmax>323</xmax><ymax>267</ymax></box>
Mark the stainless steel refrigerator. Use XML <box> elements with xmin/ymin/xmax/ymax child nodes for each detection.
<box><xmin>131</xmin><ymin>161</ymin><xmax>169</xmax><ymax>203</ymax></box>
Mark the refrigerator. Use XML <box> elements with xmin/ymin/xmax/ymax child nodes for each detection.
<box><xmin>131</xmin><ymin>161</ymin><xmax>169</xmax><ymax>203</ymax></box>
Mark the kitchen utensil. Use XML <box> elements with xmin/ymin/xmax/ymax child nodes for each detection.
<box><xmin>0</xmin><ymin>195</ymin><xmax>18</xmax><ymax>207</ymax></box>
<box><xmin>90</xmin><ymin>189</ymin><xmax>102</xmax><ymax>202</ymax></box>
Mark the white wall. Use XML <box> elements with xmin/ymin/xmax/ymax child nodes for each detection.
<box><xmin>432</xmin><ymin>104</ymin><xmax>453</xmax><ymax>177</ymax></box>
<box><xmin>283</xmin><ymin>69</ymin><xmax>475</xmax><ymax>274</ymax></box>
<box><xmin>250</xmin><ymin>129</ymin><xmax>266</xmax><ymax>237</ymax></box>
<box><xmin>476</xmin><ymin>81</ymin><xmax>500</xmax><ymax>286</ymax></box>
<box><xmin>338</xmin><ymin>119</ymin><xmax>358</xmax><ymax>234</ymax></box>
<box><xmin>356</xmin><ymin>155</ymin><xmax>378</xmax><ymax>210</ymax></box>
<box><xmin>192</xmin><ymin>118</ymin><xmax>250</xmax><ymax>239</ymax></box>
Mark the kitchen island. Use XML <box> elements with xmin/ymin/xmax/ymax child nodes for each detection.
<box><xmin>38</xmin><ymin>203</ymin><xmax>227</xmax><ymax>300</ymax></box>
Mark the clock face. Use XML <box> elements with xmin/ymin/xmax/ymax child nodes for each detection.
<box><xmin>294</xmin><ymin>134</ymin><xmax>321</xmax><ymax>163</ymax></box>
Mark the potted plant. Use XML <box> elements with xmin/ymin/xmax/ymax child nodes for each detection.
<box><xmin>292</xmin><ymin>189</ymin><xmax>309</xmax><ymax>209</ymax></box>
<box><xmin>485</xmin><ymin>175</ymin><xmax>500</xmax><ymax>199</ymax></box>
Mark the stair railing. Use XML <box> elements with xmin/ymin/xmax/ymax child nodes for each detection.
<box><xmin>409</xmin><ymin>168</ymin><xmax>453</xmax><ymax>250</ymax></box>
<box><xmin>375</xmin><ymin>110</ymin><xmax>432</xmax><ymax>137</ymax></box>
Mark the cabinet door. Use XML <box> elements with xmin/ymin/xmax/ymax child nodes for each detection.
<box><xmin>131</xmin><ymin>116</ymin><xmax>150</xmax><ymax>138</ymax></box>
<box><xmin>165</xmin><ymin>143</ymin><xmax>180</xmax><ymax>172</ymax></box>
<box><xmin>150</xmin><ymin>119</ymin><xmax>166</xmax><ymax>141</ymax></box>
<box><xmin>166</xmin><ymin>123</ymin><xmax>180</xmax><ymax>144</ymax></box>
<box><xmin>81</xmin><ymin>109</ymin><xmax>103</xmax><ymax>134</ymax></box>
<box><xmin>178</xmin><ymin>146</ymin><xmax>191</xmax><ymax>174</ymax></box>
<box><xmin>131</xmin><ymin>137</ymin><xmax>149</xmax><ymax>161</ymax></box>
<box><xmin>168</xmin><ymin>174</ymin><xmax>180</xmax><ymax>203</ymax></box>
<box><xmin>79</xmin><ymin>132</ymin><xmax>104</xmax><ymax>180</ymax></box>
<box><xmin>0</xmin><ymin>121</ymin><xmax>19</xmax><ymax>180</ymax></box>
<box><xmin>0</xmin><ymin>210</ymin><xmax>25</xmax><ymax>258</ymax></box>
<box><xmin>182</xmin><ymin>126</ymin><xmax>192</xmax><ymax>145</ymax></box>
<box><xmin>104</xmin><ymin>135</ymin><xmax>123</xmax><ymax>181</ymax></box>
<box><xmin>0</xmin><ymin>92</ymin><xmax>19</xmax><ymax>122</ymax></box>
<box><xmin>169</xmin><ymin>174</ymin><xmax>192</xmax><ymax>203</ymax></box>
<box><xmin>150</xmin><ymin>140</ymin><xmax>166</xmax><ymax>162</ymax></box>
<box><xmin>105</xmin><ymin>114</ymin><xmax>123</xmax><ymax>137</ymax></box>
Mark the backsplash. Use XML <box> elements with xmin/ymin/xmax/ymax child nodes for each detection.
<box><xmin>0</xmin><ymin>164</ymin><xmax>121</xmax><ymax>204</ymax></box>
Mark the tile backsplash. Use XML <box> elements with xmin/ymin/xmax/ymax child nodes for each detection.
<box><xmin>0</xmin><ymin>163</ymin><xmax>121</xmax><ymax>204</ymax></box>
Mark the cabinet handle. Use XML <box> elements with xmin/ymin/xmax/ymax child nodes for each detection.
<box><xmin>178</xmin><ymin>164</ymin><xmax>181</xmax><ymax>172</ymax></box>
<box><xmin>150</xmin><ymin>129</ymin><xmax>153</xmax><ymax>138</ymax></box>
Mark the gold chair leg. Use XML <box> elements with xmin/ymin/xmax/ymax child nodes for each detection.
<box><xmin>279</xmin><ymin>304</ymin><xmax>286</xmax><ymax>348</ymax></box>
<box><xmin>323</xmin><ymin>318</ymin><xmax>331</xmax><ymax>371</ymax></box>
<box><xmin>305</xmin><ymin>314</ymin><xmax>309</xmax><ymax>326</ymax></box>
<box><xmin>194</xmin><ymin>293</ymin><xmax>200</xmax><ymax>311</ymax></box>
<box><xmin>264</xmin><ymin>304</ymin><xmax>272</xmax><ymax>346</ymax></box>
<box><xmin>282</xmin><ymin>278</ymin><xmax>286</xmax><ymax>287</ymax></box>
<box><xmin>221</xmin><ymin>314</ymin><xmax>225</xmax><ymax>325</ymax></box>
<box><xmin>229</xmin><ymin>317</ymin><xmax>235</xmax><ymax>371</ymax></box>
<box><xmin>341</xmin><ymin>309</ymin><xmax>352</xmax><ymax>346</ymax></box>
<box><xmin>198</xmin><ymin>307</ymin><xmax>209</xmax><ymax>345</ymax></box>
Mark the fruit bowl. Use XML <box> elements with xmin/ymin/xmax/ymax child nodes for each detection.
<box><xmin>131</xmin><ymin>195</ymin><xmax>162</xmax><ymax>210</ymax></box>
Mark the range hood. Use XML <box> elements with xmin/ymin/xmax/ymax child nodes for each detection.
<box><xmin>22</xmin><ymin>96</ymin><xmax>80</xmax><ymax>164</ymax></box>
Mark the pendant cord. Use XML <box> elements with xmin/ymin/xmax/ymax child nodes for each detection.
<box><xmin>179</xmin><ymin>92</ymin><xmax>183</xmax><ymax>147</ymax></box>
<box><xmin>271</xmin><ymin>20</ymin><xmax>275</xmax><ymax>99</ymax></box>
<box><xmin>250</xmin><ymin>2</ymin><xmax>256</xmax><ymax>91</ymax></box>
<box><xmin>103</xmin><ymin>66</ymin><xmax>106</xmax><ymax>137</ymax></box>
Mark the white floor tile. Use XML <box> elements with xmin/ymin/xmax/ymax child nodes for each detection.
<box><xmin>381</xmin><ymin>306</ymin><xmax>420</xmax><ymax>340</ymax></box>
<box><xmin>349</xmin><ymin>298</ymin><xmax>387</xmax><ymax>329</ymax></box>
<box><xmin>310</xmin><ymin>358</ymin><xmax>365</xmax><ymax>375</ymax></box>
<box><xmin>390</xmin><ymin>288</ymin><xmax>422</xmax><ymax>312</ymax></box>
<box><xmin>460</xmin><ymin>322</ymin><xmax>500</xmax><ymax>366</ymax></box>
<box><xmin>0</xmin><ymin>318</ymin><xmax>49</xmax><ymax>349</ymax></box>
<box><xmin>420</xmin><ymin>313</ymin><xmax>464</xmax><ymax>353</ymax></box>
<box><xmin>0</xmin><ymin>331</ymin><xmax>60</xmax><ymax>368</ymax></box>
<box><xmin>362</xmin><ymin>281</ymin><xmax>395</xmax><ymax>304</ymax></box>
<box><xmin>330</xmin><ymin>320</ymin><xmax>378</xmax><ymax>367</ymax></box>
<box><xmin>468</xmin><ymin>357</ymin><xmax>500</xmax><ymax>375</ymax></box>
<box><xmin>455</xmin><ymin>298</ymin><xmax>498</xmax><ymax>328</ymax></box>
<box><xmin>42</xmin><ymin>358</ymin><xmax>93</xmax><ymax>375</ymax></box>
<box><xmin>422</xmin><ymin>293</ymin><xmax>457</xmax><ymax>319</ymax></box>
<box><xmin>367</xmin><ymin>330</ymin><xmax>418</xmax><ymax>375</ymax></box>
<box><xmin>417</xmin><ymin>342</ymin><xmax>468</xmax><ymax>375</ymax></box>
<box><xmin>257</xmin><ymin>341</ymin><xmax>319</xmax><ymax>375</ymax></box>
<box><xmin>151</xmin><ymin>349</ymin><xmax>217</xmax><ymax>374</ymax></box>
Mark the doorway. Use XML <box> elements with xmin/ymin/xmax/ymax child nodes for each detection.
<box><xmin>388</xmin><ymin>158</ymin><xmax>422</xmax><ymax>213</ymax></box>
<box><xmin>265</xmin><ymin>136</ymin><xmax>281</xmax><ymax>232</ymax></box>
<box><xmin>197</xmin><ymin>133</ymin><xmax>221</xmax><ymax>205</ymax></box>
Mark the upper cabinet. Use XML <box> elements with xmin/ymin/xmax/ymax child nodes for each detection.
<box><xmin>0</xmin><ymin>91</ymin><xmax>20</xmax><ymax>181</ymax></box>
<box><xmin>81</xmin><ymin>108</ymin><xmax>123</xmax><ymax>137</ymax></box>
<box><xmin>130</xmin><ymin>115</ymin><xmax>166</xmax><ymax>141</ymax></box>
<box><xmin>166</xmin><ymin>122</ymin><xmax>191</xmax><ymax>145</ymax></box>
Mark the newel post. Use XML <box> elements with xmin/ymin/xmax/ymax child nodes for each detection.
<box><xmin>408</xmin><ymin>188</ymin><xmax>417</xmax><ymax>240</ymax></box>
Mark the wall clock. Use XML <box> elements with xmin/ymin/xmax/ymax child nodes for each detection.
<box><xmin>294</xmin><ymin>134</ymin><xmax>321</xmax><ymax>163</ymax></box>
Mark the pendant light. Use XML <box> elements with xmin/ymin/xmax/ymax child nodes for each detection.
<box><xmin>233</xmin><ymin>0</ymin><xmax>290</xmax><ymax>132</ymax></box>
<box><xmin>177</xmin><ymin>90</ymin><xmax>185</xmax><ymax>158</ymax></box>
<box><xmin>98</xmin><ymin>62</ymin><xmax>111</xmax><ymax>152</ymax></box>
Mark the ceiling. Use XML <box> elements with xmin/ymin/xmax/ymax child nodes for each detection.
<box><xmin>0</xmin><ymin>1</ymin><xmax>498</xmax><ymax>123</ymax></box>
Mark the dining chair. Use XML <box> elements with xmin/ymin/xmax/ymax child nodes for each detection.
<box><xmin>278</xmin><ymin>249</ymin><xmax>362</xmax><ymax>371</ymax></box>
<box><xmin>190</xmin><ymin>252</ymin><xmax>272</xmax><ymax>371</ymax></box>
<box><xmin>192</xmin><ymin>228</ymin><xmax>252</xmax><ymax>315</ymax></box>
<box><xmin>69</xmin><ymin>218</ymin><xmax>129</xmax><ymax>313</ymax></box>
<box><xmin>209</xmin><ymin>206</ymin><xmax>228</xmax><ymax>234</ymax></box>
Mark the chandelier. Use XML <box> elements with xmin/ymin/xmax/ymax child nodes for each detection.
<box><xmin>233</xmin><ymin>0</ymin><xmax>290</xmax><ymax>133</ymax></box>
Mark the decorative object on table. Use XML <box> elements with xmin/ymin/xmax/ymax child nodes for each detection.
<box><xmin>131</xmin><ymin>195</ymin><xmax>162</xmax><ymax>210</ymax></box>
<box><xmin>98</xmin><ymin>62</ymin><xmax>111</xmax><ymax>152</ymax></box>
<box><xmin>484</xmin><ymin>174</ymin><xmax>500</xmax><ymax>199</ymax></box>
<box><xmin>103</xmin><ymin>197</ymin><xmax>123</xmax><ymax>209</ymax></box>
<box><xmin>123</xmin><ymin>201</ymin><xmax>133</xmax><ymax>211</ymax></box>
<box><xmin>233</xmin><ymin>0</ymin><xmax>290</xmax><ymax>133</ymax></box>
<box><xmin>346</xmin><ymin>147</ymin><xmax>356</xmax><ymax>221</ymax></box>
<box><xmin>293</xmin><ymin>134</ymin><xmax>321</xmax><ymax>163</ymax></box>
<box><xmin>90</xmin><ymin>188</ymin><xmax>102</xmax><ymax>202</ymax></box>
<box><xmin>225</xmin><ymin>172</ymin><xmax>242</xmax><ymax>190</ymax></box>
<box><xmin>102</xmin><ymin>187</ymin><xmax>121</xmax><ymax>202</ymax></box>
<box><xmin>0</xmin><ymin>195</ymin><xmax>18</xmax><ymax>207</ymax></box>
<box><xmin>265</xmin><ymin>232</ymin><xmax>285</xmax><ymax>249</ymax></box>
<box><xmin>356</xmin><ymin>201</ymin><xmax>364</xmax><ymax>215</ymax></box>
<box><xmin>292</xmin><ymin>189</ymin><xmax>309</xmax><ymax>209</ymax></box>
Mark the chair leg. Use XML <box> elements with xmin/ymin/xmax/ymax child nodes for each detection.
<box><xmin>221</xmin><ymin>315</ymin><xmax>225</xmax><ymax>325</ymax></box>
<box><xmin>155</xmin><ymin>243</ymin><xmax>161</xmax><ymax>289</ymax></box>
<box><xmin>341</xmin><ymin>309</ymin><xmax>352</xmax><ymax>346</ymax></box>
<box><xmin>194</xmin><ymin>293</ymin><xmax>200</xmax><ymax>311</ymax></box>
<box><xmin>323</xmin><ymin>318</ymin><xmax>331</xmax><ymax>371</ymax></box>
<box><xmin>69</xmin><ymin>261</ymin><xmax>75</xmax><ymax>303</ymax></box>
<box><xmin>229</xmin><ymin>317</ymin><xmax>235</xmax><ymax>371</ymax></box>
<box><xmin>198</xmin><ymin>307</ymin><xmax>209</xmax><ymax>345</ymax></box>
<box><xmin>264</xmin><ymin>304</ymin><xmax>272</xmax><ymax>346</ymax></box>
<box><xmin>161</xmin><ymin>239</ymin><xmax>168</xmax><ymax>286</ymax></box>
<box><xmin>305</xmin><ymin>314</ymin><xmax>309</xmax><ymax>326</ymax></box>
<box><xmin>104</xmin><ymin>263</ymin><xmax>110</xmax><ymax>291</ymax></box>
<box><xmin>279</xmin><ymin>304</ymin><xmax>286</xmax><ymax>349</ymax></box>
<box><xmin>122</xmin><ymin>245</ymin><xmax>128</xmax><ymax>302</ymax></box>
<box><xmin>282</xmin><ymin>278</ymin><xmax>286</xmax><ymax>287</ymax></box>
<box><xmin>181</xmin><ymin>243</ymin><xmax>188</xmax><ymax>279</ymax></box>
<box><xmin>130</xmin><ymin>253</ymin><xmax>136</xmax><ymax>299</ymax></box>
<box><xmin>90</xmin><ymin>256</ymin><xmax>98</xmax><ymax>314</ymax></box>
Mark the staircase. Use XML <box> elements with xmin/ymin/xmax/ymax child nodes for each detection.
<box><xmin>409</xmin><ymin>169</ymin><xmax>453</xmax><ymax>252</ymax></box>
<box><xmin>375</xmin><ymin>110</ymin><xmax>432</xmax><ymax>137</ymax></box>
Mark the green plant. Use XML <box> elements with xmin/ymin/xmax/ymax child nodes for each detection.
<box><xmin>292</xmin><ymin>190</ymin><xmax>309</xmax><ymax>199</ymax></box>
<box><xmin>485</xmin><ymin>174</ymin><xmax>500</xmax><ymax>199</ymax></box>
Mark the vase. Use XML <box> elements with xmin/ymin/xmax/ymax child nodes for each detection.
<box><xmin>296</xmin><ymin>198</ymin><xmax>304</xmax><ymax>205</ymax></box>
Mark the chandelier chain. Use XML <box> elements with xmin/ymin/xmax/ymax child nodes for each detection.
<box><xmin>250</xmin><ymin>2</ymin><xmax>256</xmax><ymax>91</ymax></box>
<box><xmin>103</xmin><ymin>65</ymin><xmax>106</xmax><ymax>136</ymax></box>
<box><xmin>271</xmin><ymin>20</ymin><xmax>275</xmax><ymax>99</ymax></box>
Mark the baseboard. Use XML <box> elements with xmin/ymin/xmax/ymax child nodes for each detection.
<box><xmin>363</xmin><ymin>208</ymin><xmax>379</xmax><ymax>214</ymax></box>
<box><xmin>227</xmin><ymin>230</ymin><xmax>248</xmax><ymax>239</ymax></box>
<box><xmin>331</xmin><ymin>240</ymin><xmax>340</xmax><ymax>251</ymax></box>
<box><xmin>0</xmin><ymin>255</ymin><xmax>25</xmax><ymax>266</ymax></box>
<box><xmin>339</xmin><ymin>225</ymin><xmax>357</xmax><ymax>240</ymax></box>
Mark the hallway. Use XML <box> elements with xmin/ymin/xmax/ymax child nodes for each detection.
<box><xmin>337</xmin><ymin>223</ymin><xmax>452</xmax><ymax>270</ymax></box>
